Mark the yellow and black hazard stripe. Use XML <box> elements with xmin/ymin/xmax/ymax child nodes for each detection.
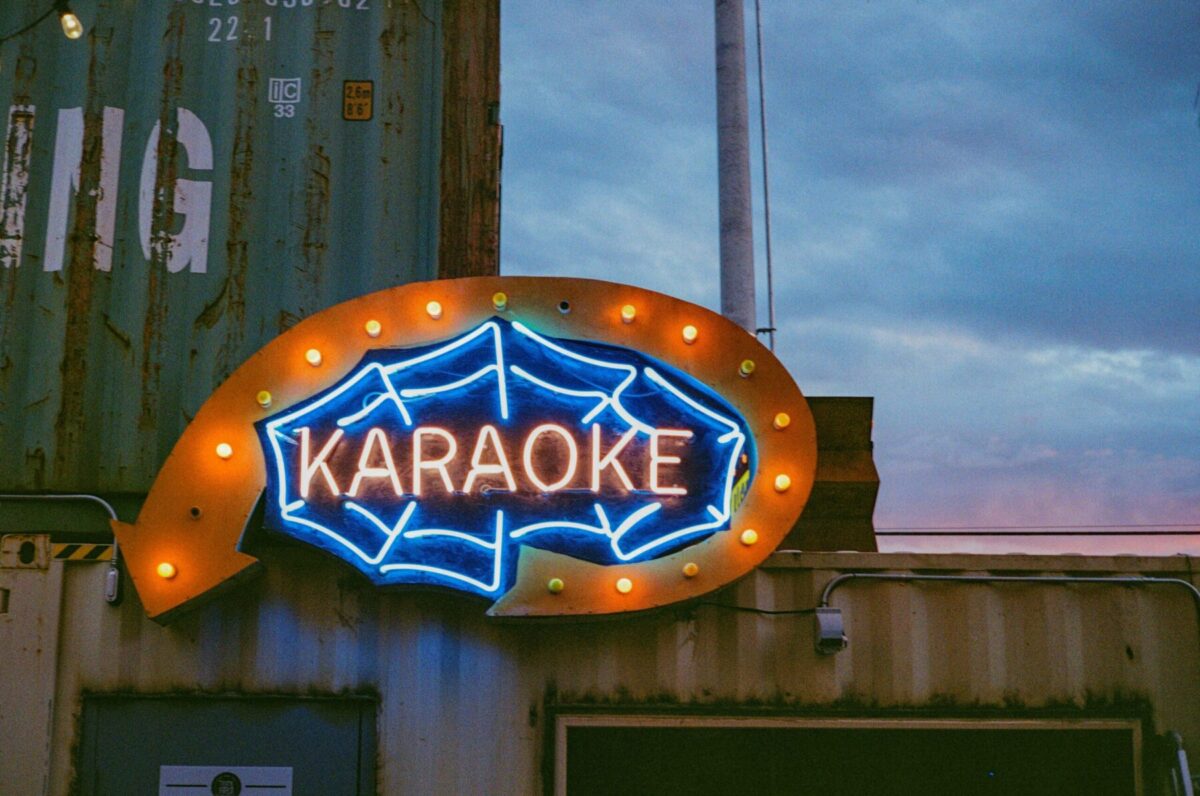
<box><xmin>52</xmin><ymin>543</ymin><xmax>113</xmax><ymax>562</ymax></box>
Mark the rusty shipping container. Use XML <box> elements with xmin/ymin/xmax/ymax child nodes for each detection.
<box><xmin>0</xmin><ymin>0</ymin><xmax>500</xmax><ymax>492</ymax></box>
<box><xmin>3</xmin><ymin>546</ymin><xmax>1198</xmax><ymax>793</ymax></box>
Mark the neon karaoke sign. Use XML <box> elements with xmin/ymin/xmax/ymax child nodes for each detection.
<box><xmin>258</xmin><ymin>318</ymin><xmax>753</xmax><ymax>598</ymax></box>
<box><xmin>113</xmin><ymin>276</ymin><xmax>816</xmax><ymax>621</ymax></box>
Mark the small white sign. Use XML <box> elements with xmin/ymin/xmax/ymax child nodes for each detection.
<box><xmin>159</xmin><ymin>765</ymin><xmax>293</xmax><ymax>795</ymax></box>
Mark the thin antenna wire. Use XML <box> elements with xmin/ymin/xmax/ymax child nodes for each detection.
<box><xmin>753</xmin><ymin>0</ymin><xmax>776</xmax><ymax>351</ymax></box>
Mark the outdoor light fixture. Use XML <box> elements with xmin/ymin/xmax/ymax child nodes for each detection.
<box><xmin>426</xmin><ymin>300</ymin><xmax>443</xmax><ymax>320</ymax></box>
<box><xmin>56</xmin><ymin>1</ymin><xmax>83</xmax><ymax>39</ymax></box>
<box><xmin>364</xmin><ymin>319</ymin><xmax>382</xmax><ymax>338</ymax></box>
<box><xmin>814</xmin><ymin>607</ymin><xmax>847</xmax><ymax>654</ymax></box>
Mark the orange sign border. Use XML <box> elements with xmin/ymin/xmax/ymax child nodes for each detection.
<box><xmin>113</xmin><ymin>277</ymin><xmax>816</xmax><ymax>621</ymax></box>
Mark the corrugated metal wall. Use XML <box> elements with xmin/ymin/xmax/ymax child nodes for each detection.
<box><xmin>16</xmin><ymin>550</ymin><xmax>1198</xmax><ymax>793</ymax></box>
<box><xmin>0</xmin><ymin>0</ymin><xmax>500</xmax><ymax>493</ymax></box>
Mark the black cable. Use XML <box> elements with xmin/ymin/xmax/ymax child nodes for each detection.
<box><xmin>877</xmin><ymin>523</ymin><xmax>1198</xmax><ymax>530</ymax></box>
<box><xmin>876</xmin><ymin>530</ymin><xmax>1199</xmax><ymax>537</ymax></box>
<box><xmin>0</xmin><ymin>3</ymin><xmax>58</xmax><ymax>46</ymax></box>
<box><xmin>697</xmin><ymin>602</ymin><xmax>815</xmax><ymax>616</ymax></box>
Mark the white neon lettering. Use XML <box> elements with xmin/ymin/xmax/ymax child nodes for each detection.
<box><xmin>649</xmin><ymin>428</ymin><xmax>692</xmax><ymax>495</ymax></box>
<box><xmin>523</xmin><ymin>423</ymin><xmax>579</xmax><ymax>492</ymax></box>
<box><xmin>590</xmin><ymin>424</ymin><xmax>636</xmax><ymax>492</ymax></box>
<box><xmin>299</xmin><ymin>427</ymin><xmax>343</xmax><ymax>498</ymax></box>
<box><xmin>347</xmin><ymin>426</ymin><xmax>404</xmax><ymax>497</ymax></box>
<box><xmin>412</xmin><ymin>426</ymin><xmax>457</xmax><ymax>495</ymax></box>
<box><xmin>462</xmin><ymin>424</ymin><xmax>516</xmax><ymax>493</ymax></box>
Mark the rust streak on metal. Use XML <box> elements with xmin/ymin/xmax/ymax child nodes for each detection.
<box><xmin>211</xmin><ymin>60</ymin><xmax>257</xmax><ymax>381</ymax></box>
<box><xmin>54</xmin><ymin>29</ymin><xmax>112</xmax><ymax>487</ymax></box>
<box><xmin>139</xmin><ymin>9</ymin><xmax>186</xmax><ymax>431</ymax></box>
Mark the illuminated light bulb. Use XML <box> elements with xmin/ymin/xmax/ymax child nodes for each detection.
<box><xmin>681</xmin><ymin>325</ymin><xmax>698</xmax><ymax>344</ymax></box>
<box><xmin>492</xmin><ymin>292</ymin><xmax>508</xmax><ymax>311</ymax></box>
<box><xmin>156</xmin><ymin>562</ymin><xmax>177</xmax><ymax>580</ymax></box>
<box><xmin>739</xmin><ymin>359</ymin><xmax>756</xmax><ymax>377</ymax></box>
<box><xmin>426</xmin><ymin>300</ymin><xmax>443</xmax><ymax>320</ymax></box>
<box><xmin>215</xmin><ymin>443</ymin><xmax>233</xmax><ymax>460</ymax></box>
<box><xmin>682</xmin><ymin>562</ymin><xmax>699</xmax><ymax>578</ymax></box>
<box><xmin>773</xmin><ymin>412</ymin><xmax>791</xmax><ymax>430</ymax></box>
<box><xmin>305</xmin><ymin>348</ymin><xmax>323</xmax><ymax>367</ymax></box>
<box><xmin>547</xmin><ymin>577</ymin><xmax>565</xmax><ymax>594</ymax></box>
<box><xmin>364</xmin><ymin>319</ymin><xmax>382</xmax><ymax>338</ymax></box>
<box><xmin>620</xmin><ymin>304</ymin><xmax>636</xmax><ymax>324</ymax></box>
<box><xmin>59</xmin><ymin>6</ymin><xmax>83</xmax><ymax>40</ymax></box>
<box><xmin>740</xmin><ymin>529</ymin><xmax>759</xmax><ymax>546</ymax></box>
<box><xmin>256</xmin><ymin>390</ymin><xmax>272</xmax><ymax>408</ymax></box>
<box><xmin>615</xmin><ymin>577</ymin><xmax>633</xmax><ymax>594</ymax></box>
<box><xmin>774</xmin><ymin>473</ymin><xmax>792</xmax><ymax>493</ymax></box>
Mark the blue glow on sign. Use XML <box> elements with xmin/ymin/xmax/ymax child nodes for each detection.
<box><xmin>256</xmin><ymin>318</ymin><xmax>755</xmax><ymax>599</ymax></box>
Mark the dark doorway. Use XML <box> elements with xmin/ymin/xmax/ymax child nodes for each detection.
<box><xmin>560</xmin><ymin>718</ymin><xmax>1139</xmax><ymax>796</ymax></box>
<box><xmin>78</xmin><ymin>695</ymin><xmax>375</xmax><ymax>796</ymax></box>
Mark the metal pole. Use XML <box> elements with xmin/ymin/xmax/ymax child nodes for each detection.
<box><xmin>715</xmin><ymin>0</ymin><xmax>756</xmax><ymax>333</ymax></box>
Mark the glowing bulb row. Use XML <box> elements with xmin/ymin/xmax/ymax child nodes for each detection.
<box><xmin>294</xmin><ymin>303</ymin><xmax>781</xmax><ymax>376</ymax></box>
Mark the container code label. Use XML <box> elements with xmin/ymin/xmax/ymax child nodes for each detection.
<box><xmin>343</xmin><ymin>81</ymin><xmax>374</xmax><ymax>121</ymax></box>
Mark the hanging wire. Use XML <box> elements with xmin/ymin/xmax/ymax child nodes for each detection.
<box><xmin>875</xmin><ymin>522</ymin><xmax>1200</xmax><ymax>537</ymax></box>
<box><xmin>0</xmin><ymin>3</ymin><xmax>60</xmax><ymax>46</ymax></box>
<box><xmin>753</xmin><ymin>0</ymin><xmax>777</xmax><ymax>351</ymax></box>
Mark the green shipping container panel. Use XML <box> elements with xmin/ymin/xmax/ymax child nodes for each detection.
<box><xmin>0</xmin><ymin>0</ymin><xmax>499</xmax><ymax>492</ymax></box>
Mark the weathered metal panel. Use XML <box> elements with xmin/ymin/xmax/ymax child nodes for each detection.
<box><xmin>30</xmin><ymin>550</ymin><xmax>1200</xmax><ymax>793</ymax></box>
<box><xmin>0</xmin><ymin>0</ymin><xmax>499</xmax><ymax>492</ymax></box>
<box><xmin>0</xmin><ymin>536</ymin><xmax>63</xmax><ymax>796</ymax></box>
